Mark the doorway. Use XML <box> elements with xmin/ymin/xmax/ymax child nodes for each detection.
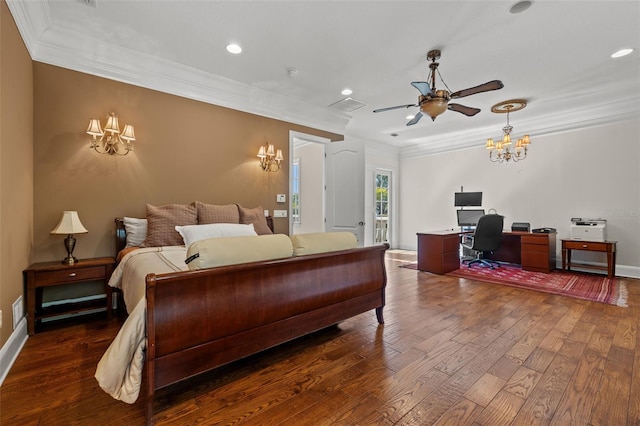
<box><xmin>374</xmin><ymin>170</ymin><xmax>391</xmax><ymax>244</ymax></box>
<box><xmin>289</xmin><ymin>132</ymin><xmax>328</xmax><ymax>235</ymax></box>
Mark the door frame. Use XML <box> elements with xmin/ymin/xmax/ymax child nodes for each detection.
<box><xmin>288</xmin><ymin>131</ymin><xmax>330</xmax><ymax>235</ymax></box>
<box><xmin>373</xmin><ymin>168</ymin><xmax>392</xmax><ymax>245</ymax></box>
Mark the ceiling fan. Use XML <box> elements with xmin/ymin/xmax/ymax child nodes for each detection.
<box><xmin>373</xmin><ymin>49</ymin><xmax>504</xmax><ymax>126</ymax></box>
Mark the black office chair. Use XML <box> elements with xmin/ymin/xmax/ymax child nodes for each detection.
<box><xmin>462</xmin><ymin>214</ymin><xmax>504</xmax><ymax>269</ymax></box>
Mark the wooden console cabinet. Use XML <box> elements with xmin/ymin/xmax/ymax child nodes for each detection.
<box><xmin>561</xmin><ymin>239</ymin><xmax>617</xmax><ymax>278</ymax></box>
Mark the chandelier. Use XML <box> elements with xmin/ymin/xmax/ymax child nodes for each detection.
<box><xmin>86</xmin><ymin>112</ymin><xmax>136</xmax><ymax>156</ymax></box>
<box><xmin>257</xmin><ymin>143</ymin><xmax>283</xmax><ymax>172</ymax></box>
<box><xmin>485</xmin><ymin>99</ymin><xmax>531</xmax><ymax>163</ymax></box>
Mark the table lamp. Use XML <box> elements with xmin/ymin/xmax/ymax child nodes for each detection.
<box><xmin>50</xmin><ymin>211</ymin><xmax>88</xmax><ymax>265</ymax></box>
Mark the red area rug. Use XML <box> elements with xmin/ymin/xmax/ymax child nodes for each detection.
<box><xmin>401</xmin><ymin>262</ymin><xmax>627</xmax><ymax>306</ymax></box>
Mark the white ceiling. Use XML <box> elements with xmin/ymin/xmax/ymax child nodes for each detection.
<box><xmin>7</xmin><ymin>0</ymin><xmax>640</xmax><ymax>156</ymax></box>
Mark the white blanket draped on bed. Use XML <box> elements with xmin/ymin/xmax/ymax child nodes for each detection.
<box><xmin>94</xmin><ymin>246</ymin><xmax>187</xmax><ymax>403</ymax></box>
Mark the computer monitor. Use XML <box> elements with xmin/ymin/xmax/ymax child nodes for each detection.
<box><xmin>457</xmin><ymin>209</ymin><xmax>485</xmax><ymax>227</ymax></box>
<box><xmin>454</xmin><ymin>192</ymin><xmax>482</xmax><ymax>207</ymax></box>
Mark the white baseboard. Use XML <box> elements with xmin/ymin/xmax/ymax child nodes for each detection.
<box><xmin>0</xmin><ymin>317</ymin><xmax>28</xmax><ymax>386</ymax></box>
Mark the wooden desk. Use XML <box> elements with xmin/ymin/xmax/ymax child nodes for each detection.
<box><xmin>561</xmin><ymin>239</ymin><xmax>617</xmax><ymax>278</ymax></box>
<box><xmin>417</xmin><ymin>230</ymin><xmax>556</xmax><ymax>274</ymax></box>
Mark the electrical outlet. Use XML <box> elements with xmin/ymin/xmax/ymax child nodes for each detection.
<box><xmin>273</xmin><ymin>210</ymin><xmax>288</xmax><ymax>218</ymax></box>
<box><xmin>263</xmin><ymin>209</ymin><xmax>269</xmax><ymax>217</ymax></box>
<box><xmin>276</xmin><ymin>194</ymin><xmax>286</xmax><ymax>203</ymax></box>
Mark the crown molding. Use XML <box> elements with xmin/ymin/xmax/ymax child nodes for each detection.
<box><xmin>399</xmin><ymin>97</ymin><xmax>640</xmax><ymax>159</ymax></box>
<box><xmin>6</xmin><ymin>0</ymin><xmax>350</xmax><ymax>136</ymax></box>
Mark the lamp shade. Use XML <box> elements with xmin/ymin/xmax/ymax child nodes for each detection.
<box><xmin>50</xmin><ymin>211</ymin><xmax>88</xmax><ymax>235</ymax></box>
<box><xmin>120</xmin><ymin>124</ymin><xmax>136</xmax><ymax>141</ymax></box>
<box><xmin>257</xmin><ymin>145</ymin><xmax>266</xmax><ymax>158</ymax></box>
<box><xmin>104</xmin><ymin>114</ymin><xmax>120</xmax><ymax>133</ymax></box>
<box><xmin>86</xmin><ymin>119</ymin><xmax>104</xmax><ymax>136</ymax></box>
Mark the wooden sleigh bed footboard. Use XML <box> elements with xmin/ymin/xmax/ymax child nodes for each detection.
<box><xmin>144</xmin><ymin>242</ymin><xmax>388</xmax><ymax>423</ymax></box>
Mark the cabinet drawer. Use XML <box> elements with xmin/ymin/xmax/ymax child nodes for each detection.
<box><xmin>563</xmin><ymin>241</ymin><xmax>608</xmax><ymax>251</ymax></box>
<box><xmin>442</xmin><ymin>235</ymin><xmax>460</xmax><ymax>252</ymax></box>
<box><xmin>34</xmin><ymin>266</ymin><xmax>106</xmax><ymax>286</ymax></box>
<box><xmin>522</xmin><ymin>251</ymin><xmax>552</xmax><ymax>272</ymax></box>
<box><xmin>521</xmin><ymin>234</ymin><xmax>548</xmax><ymax>245</ymax></box>
<box><xmin>522</xmin><ymin>243</ymin><xmax>549</xmax><ymax>253</ymax></box>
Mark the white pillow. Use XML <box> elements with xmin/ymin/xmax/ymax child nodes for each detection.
<box><xmin>123</xmin><ymin>217</ymin><xmax>148</xmax><ymax>248</ymax></box>
<box><xmin>175</xmin><ymin>223</ymin><xmax>257</xmax><ymax>248</ymax></box>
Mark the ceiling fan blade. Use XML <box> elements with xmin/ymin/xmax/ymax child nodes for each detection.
<box><xmin>373</xmin><ymin>104</ymin><xmax>418</xmax><ymax>113</ymax></box>
<box><xmin>411</xmin><ymin>82</ymin><xmax>432</xmax><ymax>96</ymax></box>
<box><xmin>406</xmin><ymin>112</ymin><xmax>423</xmax><ymax>126</ymax></box>
<box><xmin>448</xmin><ymin>103</ymin><xmax>481</xmax><ymax>116</ymax></box>
<box><xmin>450</xmin><ymin>80</ymin><xmax>504</xmax><ymax>99</ymax></box>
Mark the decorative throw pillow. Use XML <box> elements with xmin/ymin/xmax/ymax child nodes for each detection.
<box><xmin>195</xmin><ymin>201</ymin><xmax>240</xmax><ymax>224</ymax></box>
<box><xmin>123</xmin><ymin>217</ymin><xmax>148</xmax><ymax>248</ymax></box>
<box><xmin>237</xmin><ymin>204</ymin><xmax>273</xmax><ymax>235</ymax></box>
<box><xmin>175</xmin><ymin>223</ymin><xmax>257</xmax><ymax>248</ymax></box>
<box><xmin>141</xmin><ymin>203</ymin><xmax>197</xmax><ymax>247</ymax></box>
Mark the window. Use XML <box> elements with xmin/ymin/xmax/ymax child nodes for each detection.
<box><xmin>292</xmin><ymin>160</ymin><xmax>301</xmax><ymax>224</ymax></box>
<box><xmin>375</xmin><ymin>171</ymin><xmax>390</xmax><ymax>243</ymax></box>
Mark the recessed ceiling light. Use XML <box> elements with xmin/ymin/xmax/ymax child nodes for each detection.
<box><xmin>611</xmin><ymin>48</ymin><xmax>633</xmax><ymax>58</ymax></box>
<box><xmin>226</xmin><ymin>43</ymin><xmax>242</xmax><ymax>54</ymax></box>
<box><xmin>406</xmin><ymin>114</ymin><xmax>415</xmax><ymax>120</ymax></box>
<box><xmin>341</xmin><ymin>88</ymin><xmax>353</xmax><ymax>96</ymax></box>
<box><xmin>509</xmin><ymin>0</ymin><xmax>533</xmax><ymax>14</ymax></box>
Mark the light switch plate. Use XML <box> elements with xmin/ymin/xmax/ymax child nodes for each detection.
<box><xmin>273</xmin><ymin>210</ymin><xmax>288</xmax><ymax>218</ymax></box>
<box><xmin>276</xmin><ymin>194</ymin><xmax>286</xmax><ymax>203</ymax></box>
<box><xmin>264</xmin><ymin>209</ymin><xmax>269</xmax><ymax>217</ymax></box>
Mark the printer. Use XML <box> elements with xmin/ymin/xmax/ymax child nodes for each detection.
<box><xmin>570</xmin><ymin>218</ymin><xmax>607</xmax><ymax>241</ymax></box>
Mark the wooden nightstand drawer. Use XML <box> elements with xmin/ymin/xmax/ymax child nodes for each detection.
<box><xmin>34</xmin><ymin>266</ymin><xmax>107</xmax><ymax>286</ymax></box>
<box><xmin>563</xmin><ymin>241</ymin><xmax>608</xmax><ymax>252</ymax></box>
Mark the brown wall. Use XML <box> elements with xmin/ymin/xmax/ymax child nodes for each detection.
<box><xmin>0</xmin><ymin>0</ymin><xmax>34</xmax><ymax>346</ymax></box>
<box><xmin>33</xmin><ymin>63</ymin><xmax>342</xmax><ymax>262</ymax></box>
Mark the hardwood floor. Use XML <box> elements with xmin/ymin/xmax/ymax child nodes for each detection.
<box><xmin>2</xmin><ymin>250</ymin><xmax>639</xmax><ymax>425</ymax></box>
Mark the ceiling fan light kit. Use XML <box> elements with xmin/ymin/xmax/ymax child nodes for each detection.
<box><xmin>373</xmin><ymin>49</ymin><xmax>504</xmax><ymax>126</ymax></box>
<box><xmin>486</xmin><ymin>99</ymin><xmax>531</xmax><ymax>163</ymax></box>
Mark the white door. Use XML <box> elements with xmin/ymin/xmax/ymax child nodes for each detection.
<box><xmin>325</xmin><ymin>139</ymin><xmax>365</xmax><ymax>245</ymax></box>
<box><xmin>289</xmin><ymin>131</ymin><xmax>329</xmax><ymax>235</ymax></box>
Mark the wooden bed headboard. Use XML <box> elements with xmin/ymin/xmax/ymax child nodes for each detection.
<box><xmin>115</xmin><ymin>216</ymin><xmax>276</xmax><ymax>254</ymax></box>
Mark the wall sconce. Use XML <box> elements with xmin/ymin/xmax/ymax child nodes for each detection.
<box><xmin>257</xmin><ymin>143</ymin><xmax>283</xmax><ymax>172</ymax></box>
<box><xmin>50</xmin><ymin>211</ymin><xmax>88</xmax><ymax>264</ymax></box>
<box><xmin>86</xmin><ymin>112</ymin><xmax>137</xmax><ymax>156</ymax></box>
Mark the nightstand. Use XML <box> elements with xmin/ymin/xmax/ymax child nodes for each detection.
<box><xmin>23</xmin><ymin>257</ymin><xmax>115</xmax><ymax>335</ymax></box>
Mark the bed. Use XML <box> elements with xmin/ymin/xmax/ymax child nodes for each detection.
<box><xmin>95</xmin><ymin>203</ymin><xmax>389</xmax><ymax>424</ymax></box>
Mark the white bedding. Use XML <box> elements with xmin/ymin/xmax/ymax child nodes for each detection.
<box><xmin>94</xmin><ymin>246</ymin><xmax>187</xmax><ymax>403</ymax></box>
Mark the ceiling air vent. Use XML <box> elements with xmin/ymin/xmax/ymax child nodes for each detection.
<box><xmin>329</xmin><ymin>97</ymin><xmax>367</xmax><ymax>113</ymax></box>
<box><xmin>76</xmin><ymin>0</ymin><xmax>97</xmax><ymax>7</ymax></box>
